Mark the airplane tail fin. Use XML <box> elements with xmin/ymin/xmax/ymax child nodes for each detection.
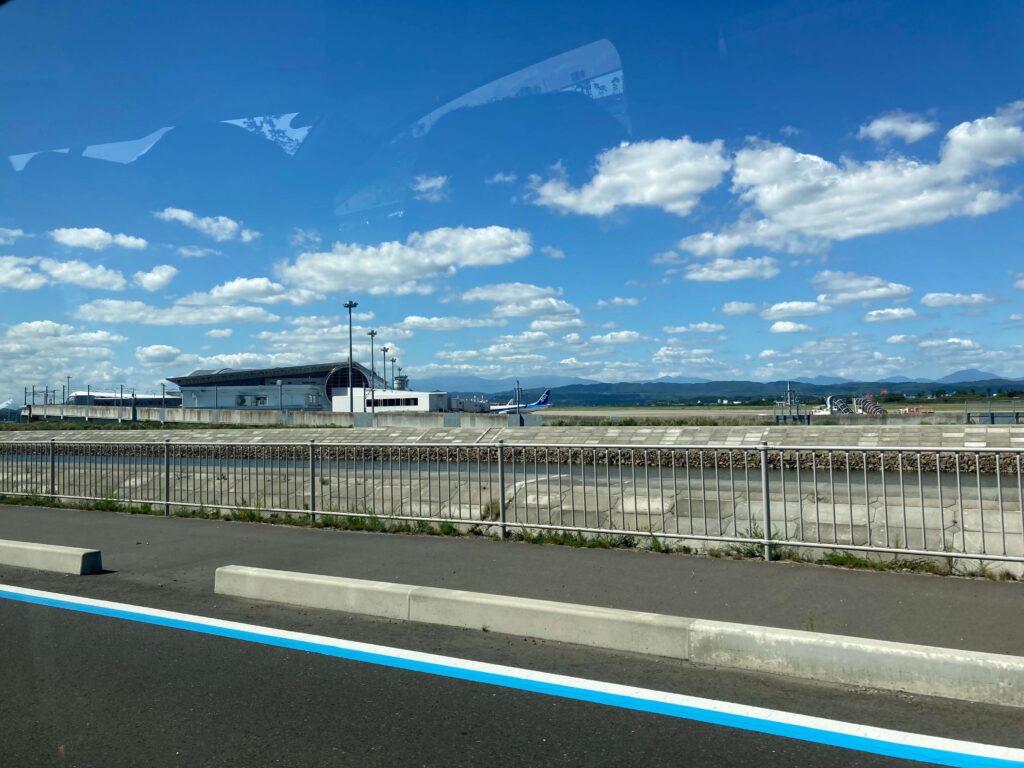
<box><xmin>534</xmin><ymin>389</ymin><xmax>550</xmax><ymax>406</ymax></box>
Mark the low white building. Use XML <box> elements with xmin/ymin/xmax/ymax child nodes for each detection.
<box><xmin>332</xmin><ymin>387</ymin><xmax>447</xmax><ymax>413</ymax></box>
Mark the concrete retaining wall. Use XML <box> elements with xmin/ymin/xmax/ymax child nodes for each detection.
<box><xmin>214</xmin><ymin>566</ymin><xmax>1024</xmax><ymax>707</ymax></box>
<box><xmin>22</xmin><ymin>404</ymin><xmax>516</xmax><ymax>430</ymax></box>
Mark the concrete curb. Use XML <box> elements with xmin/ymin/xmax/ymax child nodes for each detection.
<box><xmin>214</xmin><ymin>565</ymin><xmax>1024</xmax><ymax>708</ymax></box>
<box><xmin>0</xmin><ymin>538</ymin><xmax>103</xmax><ymax>575</ymax></box>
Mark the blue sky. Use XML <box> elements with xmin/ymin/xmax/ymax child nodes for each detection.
<box><xmin>1</xmin><ymin>0</ymin><xmax>1023</xmax><ymax>401</ymax></box>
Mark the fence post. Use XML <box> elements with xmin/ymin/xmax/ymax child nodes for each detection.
<box><xmin>309</xmin><ymin>440</ymin><xmax>316</xmax><ymax>524</ymax></box>
<box><xmin>49</xmin><ymin>439</ymin><xmax>56</xmax><ymax>498</ymax></box>
<box><xmin>759</xmin><ymin>440</ymin><xmax>772</xmax><ymax>561</ymax></box>
<box><xmin>163</xmin><ymin>439</ymin><xmax>170</xmax><ymax>516</ymax></box>
<box><xmin>497</xmin><ymin>439</ymin><xmax>507</xmax><ymax>538</ymax></box>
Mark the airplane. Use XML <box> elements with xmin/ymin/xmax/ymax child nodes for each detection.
<box><xmin>489</xmin><ymin>389</ymin><xmax>551</xmax><ymax>413</ymax></box>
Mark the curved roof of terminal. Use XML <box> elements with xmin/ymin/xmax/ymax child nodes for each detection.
<box><xmin>168</xmin><ymin>361</ymin><xmax>373</xmax><ymax>387</ymax></box>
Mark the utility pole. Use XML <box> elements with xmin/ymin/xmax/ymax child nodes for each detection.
<box><xmin>380</xmin><ymin>346</ymin><xmax>389</xmax><ymax>390</ymax></box>
<box><xmin>344</xmin><ymin>300</ymin><xmax>359</xmax><ymax>414</ymax></box>
<box><xmin>367</xmin><ymin>329</ymin><xmax>377</xmax><ymax>417</ymax></box>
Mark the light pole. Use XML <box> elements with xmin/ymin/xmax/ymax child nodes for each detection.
<box><xmin>380</xmin><ymin>346</ymin><xmax>389</xmax><ymax>390</ymax></box>
<box><xmin>65</xmin><ymin>375</ymin><xmax>71</xmax><ymax>404</ymax></box>
<box><xmin>344</xmin><ymin>300</ymin><xmax>359</xmax><ymax>414</ymax></box>
<box><xmin>367</xmin><ymin>329</ymin><xmax>377</xmax><ymax>417</ymax></box>
<box><xmin>390</xmin><ymin>357</ymin><xmax>397</xmax><ymax>390</ymax></box>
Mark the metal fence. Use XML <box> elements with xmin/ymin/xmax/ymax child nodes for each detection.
<box><xmin>1</xmin><ymin>439</ymin><xmax>1023</xmax><ymax>564</ymax></box>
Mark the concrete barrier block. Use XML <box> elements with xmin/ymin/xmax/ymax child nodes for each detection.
<box><xmin>409</xmin><ymin>587</ymin><xmax>692</xmax><ymax>659</ymax></box>
<box><xmin>214</xmin><ymin>566</ymin><xmax>413</xmax><ymax>620</ymax></box>
<box><xmin>0</xmin><ymin>538</ymin><xmax>102</xmax><ymax>575</ymax></box>
<box><xmin>212</xmin><ymin>567</ymin><xmax>1024</xmax><ymax>707</ymax></box>
<box><xmin>687</xmin><ymin>619</ymin><xmax>1024</xmax><ymax>708</ymax></box>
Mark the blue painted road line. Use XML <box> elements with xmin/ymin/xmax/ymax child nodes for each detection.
<box><xmin>1</xmin><ymin>584</ymin><xmax>1021</xmax><ymax>767</ymax></box>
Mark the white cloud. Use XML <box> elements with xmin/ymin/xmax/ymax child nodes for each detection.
<box><xmin>176</xmin><ymin>246</ymin><xmax>221</xmax><ymax>258</ymax></box>
<box><xmin>36</xmin><ymin>258</ymin><xmax>127</xmax><ymax>290</ymax></box>
<box><xmin>652</xmin><ymin>346</ymin><xmax>728</xmax><ymax>374</ymax></box>
<box><xmin>540</xmin><ymin>245</ymin><xmax>565</xmax><ymax>259</ymax></box>
<box><xmin>721</xmin><ymin>301</ymin><xmax>758</xmax><ymax>316</ymax></box>
<box><xmin>153</xmin><ymin>207</ymin><xmax>260</xmax><ymax>243</ymax></box>
<box><xmin>0</xmin><ymin>256</ymin><xmax>128</xmax><ymax>291</ymax></box>
<box><xmin>590</xmin><ymin>330</ymin><xmax>649</xmax><ymax>344</ymax></box>
<box><xmin>858</xmin><ymin>111</ymin><xmax>938</xmax><ymax>144</ymax></box>
<box><xmin>1010</xmin><ymin>314</ymin><xmax>1024</xmax><ymax>322</ymax></box>
<box><xmin>0</xmin><ymin>227</ymin><xmax>25</xmax><ymax>245</ymax></box>
<box><xmin>864</xmin><ymin>307</ymin><xmax>917</xmax><ymax>322</ymax></box>
<box><xmin>50</xmin><ymin>227</ymin><xmax>147</xmax><ymax>250</ymax></box>
<box><xmin>288</xmin><ymin>228</ymin><xmax>321</xmax><ymax>247</ymax></box>
<box><xmin>0</xmin><ymin>257</ymin><xmax>47</xmax><ymax>290</ymax></box>
<box><xmin>1015</xmin><ymin>274</ymin><xmax>1024</xmax><ymax>290</ymax></box>
<box><xmin>135</xmin><ymin>344</ymin><xmax>182</xmax><ymax>365</ymax></box>
<box><xmin>0</xmin><ymin>321</ymin><xmax>126</xmax><ymax>401</ymax></box>
<box><xmin>679</xmin><ymin>103</ymin><xmax>1024</xmax><ymax>256</ymax></box>
<box><xmin>919</xmin><ymin>337</ymin><xmax>979</xmax><ymax>350</ymax></box>
<box><xmin>75</xmin><ymin>299</ymin><xmax>279</xmax><ymax>326</ymax></box>
<box><xmin>595</xmin><ymin>296</ymin><xmax>640</xmax><ymax>308</ymax></box>
<box><xmin>528</xmin><ymin>317</ymin><xmax>585</xmax><ymax>333</ymax></box>
<box><xmin>812</xmin><ymin>271</ymin><xmax>912</xmax><ymax>304</ymax></box>
<box><xmin>411</xmin><ymin>174</ymin><xmax>449</xmax><ymax>202</ymax></box>
<box><xmin>770</xmin><ymin>321</ymin><xmax>813</xmax><ymax>333</ymax></box>
<box><xmin>485</xmin><ymin>172</ymin><xmax>517</xmax><ymax>184</ymax></box>
<box><xmin>530</xmin><ymin>137</ymin><xmax>730</xmax><ymax>217</ymax></box>
<box><xmin>920</xmin><ymin>292</ymin><xmax>994</xmax><ymax>307</ymax></box>
<box><xmin>684</xmin><ymin>257</ymin><xmax>779</xmax><ymax>282</ymax></box>
<box><xmin>277</xmin><ymin>226</ymin><xmax>532</xmax><ymax>296</ymax></box>
<box><xmin>760</xmin><ymin>300</ymin><xmax>830</xmax><ymax>320</ymax></box>
<box><xmin>133</xmin><ymin>265</ymin><xmax>177</xmax><ymax>292</ymax></box>
<box><xmin>400</xmin><ymin>315</ymin><xmax>505</xmax><ymax>331</ymax></box>
<box><xmin>663</xmin><ymin>322</ymin><xmax>724</xmax><ymax>333</ymax></box>
<box><xmin>886</xmin><ymin>334</ymin><xmax>916</xmax><ymax>343</ymax></box>
<box><xmin>205</xmin><ymin>328</ymin><xmax>233</xmax><ymax>338</ymax></box>
<box><xmin>179</xmin><ymin>276</ymin><xmax>322</xmax><ymax>306</ymax></box>
<box><xmin>750</xmin><ymin>334</ymin><xmax>909</xmax><ymax>381</ymax></box>
<box><xmin>460</xmin><ymin>281</ymin><xmax>579</xmax><ymax>318</ymax></box>
<box><xmin>461</xmin><ymin>282</ymin><xmax>555</xmax><ymax>303</ymax></box>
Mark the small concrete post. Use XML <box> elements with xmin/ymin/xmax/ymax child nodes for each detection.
<box><xmin>497</xmin><ymin>439</ymin><xmax>507</xmax><ymax>538</ymax></box>
<box><xmin>49</xmin><ymin>439</ymin><xmax>56</xmax><ymax>497</ymax></box>
<box><xmin>759</xmin><ymin>440</ymin><xmax>772</xmax><ymax>561</ymax></box>
<box><xmin>309</xmin><ymin>440</ymin><xmax>316</xmax><ymax>524</ymax></box>
<box><xmin>163</xmin><ymin>439</ymin><xmax>171</xmax><ymax>516</ymax></box>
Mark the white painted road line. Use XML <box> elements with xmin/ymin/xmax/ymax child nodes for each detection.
<box><xmin>0</xmin><ymin>584</ymin><xmax>1021</xmax><ymax>768</ymax></box>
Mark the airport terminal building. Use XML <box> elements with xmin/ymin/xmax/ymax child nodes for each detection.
<box><xmin>168</xmin><ymin>362</ymin><xmax>384</xmax><ymax>411</ymax></box>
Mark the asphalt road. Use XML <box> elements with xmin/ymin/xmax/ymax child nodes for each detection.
<box><xmin>2</xmin><ymin>570</ymin><xmax>1023</xmax><ymax>768</ymax></box>
<box><xmin>2</xmin><ymin>504</ymin><xmax>1023</xmax><ymax>766</ymax></box>
<box><xmin>1</xmin><ymin>504</ymin><xmax>1022</xmax><ymax>655</ymax></box>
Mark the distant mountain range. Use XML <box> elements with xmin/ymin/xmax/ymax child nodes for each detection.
<box><xmin>935</xmin><ymin>369</ymin><xmax>1003</xmax><ymax>384</ymax></box>
<box><xmin>412</xmin><ymin>375</ymin><xmax>597</xmax><ymax>394</ymax></box>
<box><xmin>417</xmin><ymin>369</ymin><xmax>1015</xmax><ymax>401</ymax></box>
<box><xmin>471</xmin><ymin>373</ymin><xmax>1022</xmax><ymax>407</ymax></box>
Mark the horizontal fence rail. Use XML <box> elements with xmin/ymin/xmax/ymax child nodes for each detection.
<box><xmin>1</xmin><ymin>440</ymin><xmax>1022</xmax><ymax>568</ymax></box>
